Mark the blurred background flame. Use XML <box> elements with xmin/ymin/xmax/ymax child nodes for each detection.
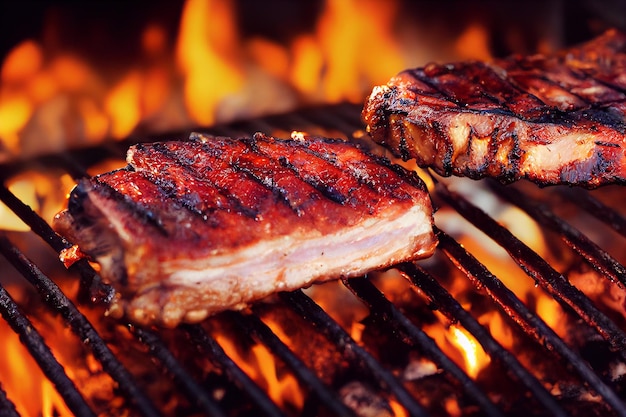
<box><xmin>0</xmin><ymin>0</ymin><xmax>579</xmax><ymax>162</ymax></box>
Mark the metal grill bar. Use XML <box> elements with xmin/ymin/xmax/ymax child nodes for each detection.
<box><xmin>491</xmin><ymin>182</ymin><xmax>626</xmax><ymax>288</ymax></box>
<box><xmin>0</xmin><ymin>278</ymin><xmax>95</xmax><ymax>417</ymax></box>
<box><xmin>0</xmin><ymin>235</ymin><xmax>161</xmax><ymax>417</ymax></box>
<box><xmin>130</xmin><ymin>326</ymin><xmax>228</xmax><ymax>417</ymax></box>
<box><xmin>557</xmin><ymin>188</ymin><xmax>626</xmax><ymax>239</ymax></box>
<box><xmin>278</xmin><ymin>289</ymin><xmax>431</xmax><ymax>417</ymax></box>
<box><xmin>341</xmin><ymin>276</ymin><xmax>505</xmax><ymax>417</ymax></box>
<box><xmin>0</xmin><ymin>183</ymin><xmax>70</xmax><ymax>254</ymax></box>
<box><xmin>434</xmin><ymin>182</ymin><xmax>626</xmax><ymax>353</ymax></box>
<box><xmin>182</xmin><ymin>324</ymin><xmax>287</xmax><ymax>417</ymax></box>
<box><xmin>0</xmin><ymin>386</ymin><xmax>19</xmax><ymax>417</ymax></box>
<box><xmin>435</xmin><ymin>228</ymin><xmax>626</xmax><ymax>416</ymax></box>
<box><xmin>397</xmin><ymin>261</ymin><xmax>569</xmax><ymax>417</ymax></box>
<box><xmin>227</xmin><ymin>311</ymin><xmax>357</xmax><ymax>417</ymax></box>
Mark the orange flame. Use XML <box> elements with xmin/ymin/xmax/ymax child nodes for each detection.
<box><xmin>315</xmin><ymin>0</ymin><xmax>404</xmax><ymax>102</ymax></box>
<box><xmin>448</xmin><ymin>325</ymin><xmax>490</xmax><ymax>379</ymax></box>
<box><xmin>176</xmin><ymin>0</ymin><xmax>244</xmax><ymax>126</ymax></box>
<box><xmin>0</xmin><ymin>316</ymin><xmax>77</xmax><ymax>417</ymax></box>
<box><xmin>0</xmin><ymin>0</ymin><xmax>418</xmax><ymax>159</ymax></box>
<box><xmin>214</xmin><ymin>328</ymin><xmax>304</xmax><ymax>411</ymax></box>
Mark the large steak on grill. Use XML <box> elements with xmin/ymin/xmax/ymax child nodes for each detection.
<box><xmin>54</xmin><ymin>132</ymin><xmax>438</xmax><ymax>327</ymax></box>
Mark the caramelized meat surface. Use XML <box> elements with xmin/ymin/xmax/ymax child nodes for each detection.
<box><xmin>363</xmin><ymin>29</ymin><xmax>626</xmax><ymax>188</ymax></box>
<box><xmin>54</xmin><ymin>132</ymin><xmax>437</xmax><ymax>327</ymax></box>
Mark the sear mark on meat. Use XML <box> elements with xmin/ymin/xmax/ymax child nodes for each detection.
<box><xmin>53</xmin><ymin>132</ymin><xmax>438</xmax><ymax>327</ymax></box>
<box><xmin>362</xmin><ymin>29</ymin><xmax>626</xmax><ymax>188</ymax></box>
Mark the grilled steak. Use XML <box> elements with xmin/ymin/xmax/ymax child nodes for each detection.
<box><xmin>363</xmin><ymin>29</ymin><xmax>626</xmax><ymax>188</ymax></box>
<box><xmin>54</xmin><ymin>132</ymin><xmax>437</xmax><ymax>327</ymax></box>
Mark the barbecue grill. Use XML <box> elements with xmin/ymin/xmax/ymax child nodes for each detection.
<box><xmin>1</xmin><ymin>102</ymin><xmax>625</xmax><ymax>416</ymax></box>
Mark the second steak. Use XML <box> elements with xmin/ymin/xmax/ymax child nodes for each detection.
<box><xmin>363</xmin><ymin>29</ymin><xmax>626</xmax><ymax>188</ymax></box>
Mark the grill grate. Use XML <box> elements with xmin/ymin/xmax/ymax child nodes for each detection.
<box><xmin>0</xmin><ymin>103</ymin><xmax>625</xmax><ymax>416</ymax></box>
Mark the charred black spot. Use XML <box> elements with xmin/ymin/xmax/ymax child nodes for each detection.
<box><xmin>595</xmin><ymin>141</ymin><xmax>621</xmax><ymax>148</ymax></box>
<box><xmin>580</xmin><ymin>108</ymin><xmax>626</xmax><ymax>133</ymax></box>
<box><xmin>67</xmin><ymin>182</ymin><xmax>90</xmax><ymax>215</ymax></box>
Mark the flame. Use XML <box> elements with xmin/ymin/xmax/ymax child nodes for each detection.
<box><xmin>535</xmin><ymin>291</ymin><xmax>566</xmax><ymax>333</ymax></box>
<box><xmin>0</xmin><ymin>171</ymin><xmax>76</xmax><ymax>231</ymax></box>
<box><xmin>0</xmin><ymin>0</ymin><xmax>417</xmax><ymax>159</ymax></box>
<box><xmin>454</xmin><ymin>23</ymin><xmax>493</xmax><ymax>61</ymax></box>
<box><xmin>104</xmin><ymin>71</ymin><xmax>142</xmax><ymax>139</ymax></box>
<box><xmin>176</xmin><ymin>0</ymin><xmax>244</xmax><ymax>125</ymax></box>
<box><xmin>0</xmin><ymin>315</ymin><xmax>76</xmax><ymax>417</ymax></box>
<box><xmin>479</xmin><ymin>310</ymin><xmax>514</xmax><ymax>351</ymax></box>
<box><xmin>314</xmin><ymin>0</ymin><xmax>404</xmax><ymax>102</ymax></box>
<box><xmin>448</xmin><ymin>325</ymin><xmax>490</xmax><ymax>379</ymax></box>
<box><xmin>214</xmin><ymin>327</ymin><xmax>304</xmax><ymax>411</ymax></box>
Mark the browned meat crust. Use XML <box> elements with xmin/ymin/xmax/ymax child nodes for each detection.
<box><xmin>363</xmin><ymin>29</ymin><xmax>626</xmax><ymax>188</ymax></box>
<box><xmin>53</xmin><ymin>132</ymin><xmax>437</xmax><ymax>327</ymax></box>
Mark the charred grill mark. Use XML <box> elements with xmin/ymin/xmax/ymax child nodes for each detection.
<box><xmin>584</xmin><ymin>71</ymin><xmax>626</xmax><ymax>96</ymax></box>
<box><xmin>279</xmin><ymin>138</ymin><xmax>395</xmax><ymax>212</ymax></box>
<box><xmin>595</xmin><ymin>141</ymin><xmax>622</xmax><ymax>147</ymax></box>
<box><xmin>232</xmin><ymin>139</ymin><xmax>310</xmax><ymax>216</ymax></box>
<box><xmin>397</xmin><ymin>122</ymin><xmax>411</xmax><ymax>161</ymax></box>
<box><xmin>91</xmin><ymin>176</ymin><xmax>169</xmax><ymax>236</ymax></box>
<box><xmin>409</xmin><ymin>68</ymin><xmax>466</xmax><ymax>108</ymax></box>
<box><xmin>555</xmin><ymin>64</ymin><xmax>626</xmax><ymax>101</ymax></box>
<box><xmin>482</xmin><ymin>70</ymin><xmax>555</xmax><ymax>120</ymax></box>
<box><xmin>297</xmin><ymin>136</ymin><xmax>423</xmax><ymax>203</ymax></box>
<box><xmin>233</xmin><ymin>164</ymin><xmax>304</xmax><ymax>216</ymax></box>
<box><xmin>150</xmin><ymin>143</ymin><xmax>260</xmax><ymax>220</ymax></box>
<box><xmin>486</xmin><ymin>127</ymin><xmax>501</xmax><ymax>176</ymax></box>
<box><xmin>310</xmin><ymin>145</ymin><xmax>407</xmax><ymax>197</ymax></box>
<box><xmin>276</xmin><ymin>155</ymin><xmax>347</xmax><ymax>205</ymax></box>
<box><xmin>425</xmin><ymin>62</ymin><xmax>512</xmax><ymax>108</ymax></box>
<box><xmin>578</xmin><ymin>108</ymin><xmax>626</xmax><ymax>133</ymax></box>
<box><xmin>519</xmin><ymin>72</ymin><xmax>593</xmax><ymax>108</ymax></box>
<box><xmin>410</xmin><ymin>64</ymin><xmax>556</xmax><ymax>122</ymax></box>
<box><xmin>127</xmin><ymin>147</ymin><xmax>212</xmax><ymax>219</ymax></box>
<box><xmin>508</xmin><ymin>132</ymin><xmax>523</xmax><ymax>182</ymax></box>
<box><xmin>133</xmin><ymin>169</ymin><xmax>208</xmax><ymax>219</ymax></box>
<box><xmin>245</xmin><ymin>133</ymin><xmax>350</xmax><ymax>206</ymax></box>
<box><xmin>431</xmin><ymin>119</ymin><xmax>454</xmax><ymax>176</ymax></box>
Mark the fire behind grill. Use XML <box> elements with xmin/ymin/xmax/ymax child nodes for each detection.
<box><xmin>0</xmin><ymin>103</ymin><xmax>626</xmax><ymax>417</ymax></box>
